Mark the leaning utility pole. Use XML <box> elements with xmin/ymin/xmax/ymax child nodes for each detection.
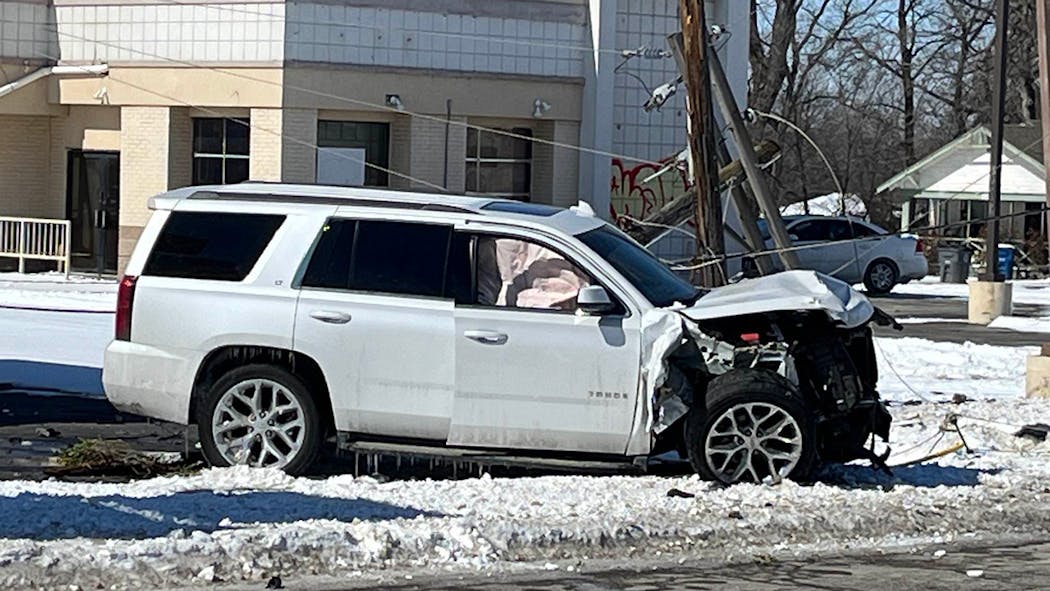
<box><xmin>983</xmin><ymin>0</ymin><xmax>1009</xmax><ymax>282</ymax></box>
<box><xmin>1037</xmin><ymin>0</ymin><xmax>1050</xmax><ymax>257</ymax></box>
<box><xmin>707</xmin><ymin>50</ymin><xmax>800</xmax><ymax>270</ymax></box>
<box><xmin>678</xmin><ymin>0</ymin><xmax>725</xmax><ymax>287</ymax></box>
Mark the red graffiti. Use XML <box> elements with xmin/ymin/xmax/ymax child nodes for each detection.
<box><xmin>609</xmin><ymin>157</ymin><xmax>689</xmax><ymax>223</ymax></box>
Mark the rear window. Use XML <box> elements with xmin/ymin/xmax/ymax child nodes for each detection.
<box><xmin>143</xmin><ymin>211</ymin><xmax>285</xmax><ymax>281</ymax></box>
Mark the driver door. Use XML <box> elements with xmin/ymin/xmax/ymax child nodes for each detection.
<box><xmin>446</xmin><ymin>228</ymin><xmax>642</xmax><ymax>454</ymax></box>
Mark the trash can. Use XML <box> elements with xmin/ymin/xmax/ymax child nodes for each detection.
<box><xmin>997</xmin><ymin>244</ymin><xmax>1016</xmax><ymax>280</ymax></box>
<box><xmin>938</xmin><ymin>247</ymin><xmax>971</xmax><ymax>283</ymax></box>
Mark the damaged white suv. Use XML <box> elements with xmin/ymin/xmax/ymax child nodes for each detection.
<box><xmin>103</xmin><ymin>183</ymin><xmax>893</xmax><ymax>483</ymax></box>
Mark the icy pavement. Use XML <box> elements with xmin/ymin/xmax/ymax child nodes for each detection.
<box><xmin>0</xmin><ymin>398</ymin><xmax>1047</xmax><ymax>590</ymax></box>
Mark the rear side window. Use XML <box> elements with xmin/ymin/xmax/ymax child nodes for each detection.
<box><xmin>302</xmin><ymin>219</ymin><xmax>452</xmax><ymax>298</ymax></box>
<box><xmin>143</xmin><ymin>212</ymin><xmax>284</xmax><ymax>281</ymax></box>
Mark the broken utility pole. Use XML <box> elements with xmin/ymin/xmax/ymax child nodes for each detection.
<box><xmin>1037</xmin><ymin>0</ymin><xmax>1050</xmax><ymax>261</ymax></box>
<box><xmin>983</xmin><ymin>0</ymin><xmax>1008</xmax><ymax>282</ymax></box>
<box><xmin>677</xmin><ymin>0</ymin><xmax>725</xmax><ymax>287</ymax></box>
<box><xmin>707</xmin><ymin>50</ymin><xmax>800</xmax><ymax>271</ymax></box>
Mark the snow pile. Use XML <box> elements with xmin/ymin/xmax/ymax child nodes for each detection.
<box><xmin>0</xmin><ymin>398</ymin><xmax>1047</xmax><ymax>589</ymax></box>
<box><xmin>875</xmin><ymin>337</ymin><xmax>1035</xmax><ymax>402</ymax></box>
<box><xmin>890</xmin><ymin>276</ymin><xmax>1050</xmax><ymax>308</ymax></box>
<box><xmin>781</xmin><ymin>193</ymin><xmax>867</xmax><ymax>218</ymax></box>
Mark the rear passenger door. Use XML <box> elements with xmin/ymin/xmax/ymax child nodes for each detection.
<box><xmin>292</xmin><ymin>217</ymin><xmax>455</xmax><ymax>441</ymax></box>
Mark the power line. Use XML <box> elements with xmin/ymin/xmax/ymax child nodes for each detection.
<box><xmin>47</xmin><ymin>28</ymin><xmax>663</xmax><ymax>167</ymax></box>
<box><xmin>35</xmin><ymin>54</ymin><xmax>450</xmax><ymax>191</ymax></box>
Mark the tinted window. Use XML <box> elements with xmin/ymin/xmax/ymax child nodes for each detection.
<box><xmin>351</xmin><ymin>221</ymin><xmax>450</xmax><ymax>297</ymax></box>
<box><xmin>144</xmin><ymin>212</ymin><xmax>284</xmax><ymax>281</ymax></box>
<box><xmin>578</xmin><ymin>225</ymin><xmax>698</xmax><ymax>308</ymax></box>
<box><xmin>851</xmin><ymin>222</ymin><xmax>886</xmax><ymax>238</ymax></box>
<box><xmin>301</xmin><ymin>220</ymin><xmax>356</xmax><ymax>289</ymax></box>
<box><xmin>789</xmin><ymin>220</ymin><xmax>829</xmax><ymax>242</ymax></box>
<box><xmin>826</xmin><ymin>220</ymin><xmax>854</xmax><ymax>241</ymax></box>
<box><xmin>445</xmin><ymin>232</ymin><xmax>475</xmax><ymax>304</ymax></box>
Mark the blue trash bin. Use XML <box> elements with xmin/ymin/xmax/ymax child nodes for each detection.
<box><xmin>997</xmin><ymin>245</ymin><xmax>1016</xmax><ymax>280</ymax></box>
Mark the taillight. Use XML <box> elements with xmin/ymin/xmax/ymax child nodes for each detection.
<box><xmin>116</xmin><ymin>275</ymin><xmax>138</xmax><ymax>341</ymax></box>
<box><xmin>915</xmin><ymin>239</ymin><xmax>924</xmax><ymax>254</ymax></box>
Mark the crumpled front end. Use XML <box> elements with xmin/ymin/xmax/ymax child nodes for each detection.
<box><xmin>637</xmin><ymin>271</ymin><xmax>891</xmax><ymax>468</ymax></box>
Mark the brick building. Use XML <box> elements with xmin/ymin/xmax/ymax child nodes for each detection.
<box><xmin>0</xmin><ymin>0</ymin><xmax>747</xmax><ymax>272</ymax></box>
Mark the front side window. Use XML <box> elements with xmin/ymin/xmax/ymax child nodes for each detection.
<box><xmin>193</xmin><ymin>118</ymin><xmax>250</xmax><ymax>185</ymax></box>
<box><xmin>465</xmin><ymin>127</ymin><xmax>532</xmax><ymax>201</ymax></box>
<box><xmin>473</xmin><ymin>236</ymin><xmax>591</xmax><ymax>311</ymax></box>
<box><xmin>144</xmin><ymin>211</ymin><xmax>284</xmax><ymax>281</ymax></box>
<box><xmin>301</xmin><ymin>219</ymin><xmax>451</xmax><ymax>298</ymax></box>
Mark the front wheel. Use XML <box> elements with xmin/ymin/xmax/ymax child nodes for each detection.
<box><xmin>685</xmin><ymin>369</ymin><xmax>818</xmax><ymax>484</ymax></box>
<box><xmin>197</xmin><ymin>364</ymin><xmax>322</xmax><ymax>475</ymax></box>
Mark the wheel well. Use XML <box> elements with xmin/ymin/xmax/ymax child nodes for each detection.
<box><xmin>191</xmin><ymin>346</ymin><xmax>336</xmax><ymax>436</ymax></box>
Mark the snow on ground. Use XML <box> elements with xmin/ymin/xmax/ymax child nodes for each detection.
<box><xmin>875</xmin><ymin>337</ymin><xmax>1035</xmax><ymax>402</ymax></box>
<box><xmin>0</xmin><ymin>399</ymin><xmax>1047</xmax><ymax>590</ymax></box>
<box><xmin>989</xmin><ymin>315</ymin><xmax>1050</xmax><ymax>333</ymax></box>
<box><xmin>0</xmin><ymin>272</ymin><xmax>115</xmax><ymax>313</ymax></box>
<box><xmin>0</xmin><ymin>272</ymin><xmax>1047</xmax><ymax>588</ymax></box>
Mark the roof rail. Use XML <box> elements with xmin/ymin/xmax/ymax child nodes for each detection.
<box><xmin>185</xmin><ymin>190</ymin><xmax>478</xmax><ymax>214</ymax></box>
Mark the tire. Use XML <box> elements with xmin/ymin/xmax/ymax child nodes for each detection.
<box><xmin>197</xmin><ymin>364</ymin><xmax>322</xmax><ymax>475</ymax></box>
<box><xmin>863</xmin><ymin>259</ymin><xmax>899</xmax><ymax>295</ymax></box>
<box><xmin>684</xmin><ymin>369</ymin><xmax>818</xmax><ymax>484</ymax></box>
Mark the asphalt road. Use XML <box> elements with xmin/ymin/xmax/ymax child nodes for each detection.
<box><xmin>871</xmin><ymin>292</ymin><xmax>1049</xmax><ymax>346</ymax></box>
<box><xmin>266</xmin><ymin>539</ymin><xmax>1050</xmax><ymax>591</ymax></box>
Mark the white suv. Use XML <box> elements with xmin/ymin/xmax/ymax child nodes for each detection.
<box><xmin>103</xmin><ymin>183</ymin><xmax>893</xmax><ymax>484</ymax></box>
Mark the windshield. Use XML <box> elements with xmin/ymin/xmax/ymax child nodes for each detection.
<box><xmin>577</xmin><ymin>225</ymin><xmax>700</xmax><ymax>308</ymax></box>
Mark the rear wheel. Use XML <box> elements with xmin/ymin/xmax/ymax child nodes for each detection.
<box><xmin>685</xmin><ymin>369</ymin><xmax>817</xmax><ymax>484</ymax></box>
<box><xmin>198</xmin><ymin>364</ymin><xmax>322</xmax><ymax>475</ymax></box>
<box><xmin>863</xmin><ymin>259</ymin><xmax>899</xmax><ymax>295</ymax></box>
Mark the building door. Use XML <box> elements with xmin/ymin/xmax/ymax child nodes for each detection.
<box><xmin>66</xmin><ymin>151</ymin><xmax>119</xmax><ymax>273</ymax></box>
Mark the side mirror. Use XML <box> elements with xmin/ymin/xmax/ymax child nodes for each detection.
<box><xmin>577</xmin><ymin>285</ymin><xmax>616</xmax><ymax>315</ymax></box>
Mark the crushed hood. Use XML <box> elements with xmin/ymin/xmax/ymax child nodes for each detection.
<box><xmin>678</xmin><ymin>270</ymin><xmax>874</xmax><ymax>328</ymax></box>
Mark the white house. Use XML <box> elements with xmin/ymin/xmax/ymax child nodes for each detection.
<box><xmin>877</xmin><ymin>124</ymin><xmax>1046</xmax><ymax>242</ymax></box>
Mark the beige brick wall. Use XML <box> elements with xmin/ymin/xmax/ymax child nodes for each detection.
<box><xmin>249</xmin><ymin>108</ymin><xmax>283</xmax><ymax>182</ymax></box>
<box><xmin>386</xmin><ymin>114</ymin><xmax>466</xmax><ymax>192</ymax></box>
<box><xmin>282</xmin><ymin>108</ymin><xmax>317</xmax><ymax>183</ymax></box>
<box><xmin>532</xmin><ymin>120</ymin><xmax>580</xmax><ymax>208</ymax></box>
<box><xmin>0</xmin><ymin>115</ymin><xmax>54</xmax><ymax>218</ymax></box>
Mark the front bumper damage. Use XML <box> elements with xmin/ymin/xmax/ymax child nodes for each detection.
<box><xmin>638</xmin><ymin>270</ymin><xmax>892</xmax><ymax>468</ymax></box>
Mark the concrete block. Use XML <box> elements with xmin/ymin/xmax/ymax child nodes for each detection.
<box><xmin>1026</xmin><ymin>354</ymin><xmax>1050</xmax><ymax>398</ymax></box>
<box><xmin>968</xmin><ymin>281</ymin><xmax>1013</xmax><ymax>325</ymax></box>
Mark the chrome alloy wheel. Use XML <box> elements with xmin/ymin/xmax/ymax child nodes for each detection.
<box><xmin>211</xmin><ymin>378</ymin><xmax>306</xmax><ymax>469</ymax></box>
<box><xmin>704</xmin><ymin>402</ymin><xmax>804</xmax><ymax>483</ymax></box>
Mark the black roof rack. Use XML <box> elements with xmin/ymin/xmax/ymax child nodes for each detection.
<box><xmin>186</xmin><ymin>190</ymin><xmax>478</xmax><ymax>214</ymax></box>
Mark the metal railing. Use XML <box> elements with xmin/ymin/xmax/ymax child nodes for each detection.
<box><xmin>0</xmin><ymin>216</ymin><xmax>71</xmax><ymax>276</ymax></box>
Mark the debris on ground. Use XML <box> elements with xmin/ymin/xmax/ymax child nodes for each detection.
<box><xmin>966</xmin><ymin>569</ymin><xmax>985</xmax><ymax>578</ymax></box>
<box><xmin>1015</xmin><ymin>424</ymin><xmax>1050</xmax><ymax>443</ymax></box>
<box><xmin>666</xmin><ymin>488</ymin><xmax>695</xmax><ymax>498</ymax></box>
<box><xmin>265</xmin><ymin>575</ymin><xmax>284</xmax><ymax>589</ymax></box>
<box><xmin>49</xmin><ymin>439</ymin><xmax>192</xmax><ymax>478</ymax></box>
<box><xmin>34</xmin><ymin>427</ymin><xmax>60</xmax><ymax>438</ymax></box>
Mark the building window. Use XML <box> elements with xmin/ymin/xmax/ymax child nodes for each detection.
<box><xmin>316</xmin><ymin>121</ymin><xmax>390</xmax><ymax>187</ymax></box>
<box><xmin>192</xmin><ymin>118</ymin><xmax>250</xmax><ymax>185</ymax></box>
<box><xmin>465</xmin><ymin>127</ymin><xmax>532</xmax><ymax>201</ymax></box>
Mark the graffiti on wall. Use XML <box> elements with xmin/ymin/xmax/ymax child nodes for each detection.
<box><xmin>609</xmin><ymin>157</ymin><xmax>689</xmax><ymax>222</ymax></box>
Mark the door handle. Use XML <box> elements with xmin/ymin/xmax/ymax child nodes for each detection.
<box><xmin>463</xmin><ymin>330</ymin><xmax>508</xmax><ymax>345</ymax></box>
<box><xmin>309</xmin><ymin>310</ymin><xmax>351</xmax><ymax>324</ymax></box>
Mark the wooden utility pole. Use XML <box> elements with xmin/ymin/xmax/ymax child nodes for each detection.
<box><xmin>1037</xmin><ymin>0</ymin><xmax>1050</xmax><ymax>256</ymax></box>
<box><xmin>984</xmin><ymin>0</ymin><xmax>1009</xmax><ymax>282</ymax></box>
<box><xmin>707</xmin><ymin>50</ymin><xmax>800</xmax><ymax>270</ymax></box>
<box><xmin>678</xmin><ymin>0</ymin><xmax>725</xmax><ymax>287</ymax></box>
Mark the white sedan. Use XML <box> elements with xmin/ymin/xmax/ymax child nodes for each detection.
<box><xmin>754</xmin><ymin>216</ymin><xmax>929</xmax><ymax>295</ymax></box>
